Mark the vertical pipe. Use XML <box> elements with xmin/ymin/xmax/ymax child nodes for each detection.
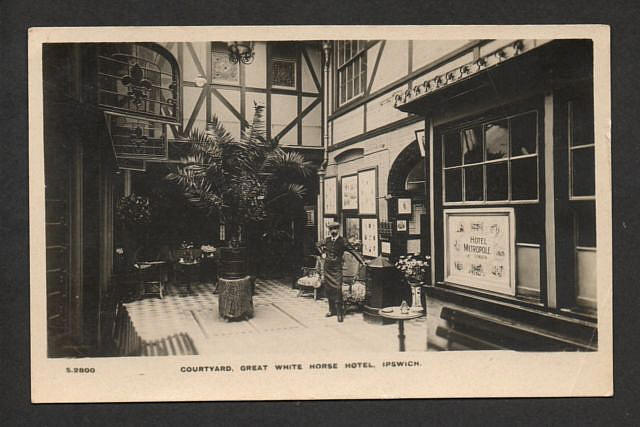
<box><xmin>317</xmin><ymin>41</ymin><xmax>332</xmax><ymax>241</ymax></box>
<box><xmin>428</xmin><ymin>118</ymin><xmax>436</xmax><ymax>286</ymax></box>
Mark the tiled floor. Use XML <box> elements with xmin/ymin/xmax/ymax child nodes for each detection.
<box><xmin>119</xmin><ymin>278</ymin><xmax>429</xmax><ymax>355</ymax></box>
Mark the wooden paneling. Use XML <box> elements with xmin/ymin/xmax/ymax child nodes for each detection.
<box><xmin>576</xmin><ymin>248</ymin><xmax>597</xmax><ymax>309</ymax></box>
<box><xmin>516</xmin><ymin>244</ymin><xmax>541</xmax><ymax>296</ymax></box>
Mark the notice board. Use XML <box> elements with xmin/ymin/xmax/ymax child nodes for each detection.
<box><xmin>443</xmin><ymin>208</ymin><xmax>516</xmax><ymax>295</ymax></box>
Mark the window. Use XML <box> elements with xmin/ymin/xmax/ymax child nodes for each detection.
<box><xmin>568</xmin><ymin>97</ymin><xmax>595</xmax><ymax>199</ymax></box>
<box><xmin>405</xmin><ymin>160</ymin><xmax>427</xmax><ymax>194</ymax></box>
<box><xmin>272</xmin><ymin>59</ymin><xmax>296</xmax><ymax>88</ymax></box>
<box><xmin>442</xmin><ymin>111</ymin><xmax>539</xmax><ymax>204</ymax></box>
<box><xmin>97</xmin><ymin>43</ymin><xmax>180</xmax><ymax>121</ymax></box>
<box><xmin>271</xmin><ymin>42</ymin><xmax>297</xmax><ymax>89</ymax></box>
<box><xmin>567</xmin><ymin>93</ymin><xmax>596</xmax><ymax>312</ymax></box>
<box><xmin>336</xmin><ymin>40</ymin><xmax>368</xmax><ymax>106</ymax></box>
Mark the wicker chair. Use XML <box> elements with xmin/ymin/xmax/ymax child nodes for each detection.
<box><xmin>296</xmin><ymin>255</ymin><xmax>323</xmax><ymax>300</ymax></box>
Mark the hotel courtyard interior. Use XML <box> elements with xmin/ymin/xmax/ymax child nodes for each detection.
<box><xmin>41</xmin><ymin>38</ymin><xmax>599</xmax><ymax>357</ymax></box>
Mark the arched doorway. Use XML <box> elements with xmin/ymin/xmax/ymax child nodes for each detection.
<box><xmin>387</xmin><ymin>140</ymin><xmax>429</xmax><ymax>259</ymax></box>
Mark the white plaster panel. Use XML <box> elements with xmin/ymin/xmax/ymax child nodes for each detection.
<box><xmin>183</xmin><ymin>86</ymin><xmax>206</xmax><ymax>129</ymax></box>
<box><xmin>412</xmin><ymin>40</ymin><xmax>470</xmax><ymax>70</ymax></box>
<box><xmin>369</xmin><ymin>40</ymin><xmax>410</xmax><ymax>93</ymax></box>
<box><xmin>366</xmin><ymin>85</ymin><xmax>408</xmax><ymax>131</ymax></box>
<box><xmin>332</xmin><ymin>106</ymin><xmax>364</xmax><ymax>144</ymax></box>
<box><xmin>182</xmin><ymin>42</ymin><xmax>208</xmax><ymax>83</ymax></box>
<box><xmin>244</xmin><ymin>42</ymin><xmax>267</xmax><ymax>88</ymax></box>
<box><xmin>302</xmin><ymin>48</ymin><xmax>321</xmax><ymax>93</ymax></box>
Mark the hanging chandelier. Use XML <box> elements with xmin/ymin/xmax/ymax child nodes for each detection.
<box><xmin>227</xmin><ymin>41</ymin><xmax>255</xmax><ymax>64</ymax></box>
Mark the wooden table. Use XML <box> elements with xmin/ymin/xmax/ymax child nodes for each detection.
<box><xmin>176</xmin><ymin>259</ymin><xmax>201</xmax><ymax>287</ymax></box>
<box><xmin>378</xmin><ymin>307</ymin><xmax>425</xmax><ymax>351</ymax></box>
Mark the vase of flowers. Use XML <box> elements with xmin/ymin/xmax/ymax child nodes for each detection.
<box><xmin>395</xmin><ymin>255</ymin><xmax>430</xmax><ymax>313</ymax></box>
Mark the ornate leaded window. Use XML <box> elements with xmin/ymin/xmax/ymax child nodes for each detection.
<box><xmin>98</xmin><ymin>43</ymin><xmax>180</xmax><ymax>163</ymax></box>
<box><xmin>336</xmin><ymin>40</ymin><xmax>367</xmax><ymax>106</ymax></box>
<box><xmin>97</xmin><ymin>43</ymin><xmax>180</xmax><ymax>122</ymax></box>
<box><xmin>271</xmin><ymin>42</ymin><xmax>297</xmax><ymax>89</ymax></box>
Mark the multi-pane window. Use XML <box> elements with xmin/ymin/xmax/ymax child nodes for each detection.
<box><xmin>97</xmin><ymin>43</ymin><xmax>179</xmax><ymax>120</ymax></box>
<box><xmin>442</xmin><ymin>111</ymin><xmax>539</xmax><ymax>204</ymax></box>
<box><xmin>568</xmin><ymin>97</ymin><xmax>595</xmax><ymax>199</ymax></box>
<box><xmin>567</xmin><ymin>93</ymin><xmax>596</xmax><ymax>312</ymax></box>
<box><xmin>336</xmin><ymin>40</ymin><xmax>367</xmax><ymax>106</ymax></box>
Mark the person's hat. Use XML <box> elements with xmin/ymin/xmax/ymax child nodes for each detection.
<box><xmin>326</xmin><ymin>221</ymin><xmax>340</xmax><ymax>229</ymax></box>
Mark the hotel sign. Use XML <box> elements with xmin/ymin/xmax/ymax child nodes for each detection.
<box><xmin>444</xmin><ymin>208</ymin><xmax>516</xmax><ymax>295</ymax></box>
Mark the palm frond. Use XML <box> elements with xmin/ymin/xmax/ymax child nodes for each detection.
<box><xmin>263</xmin><ymin>149</ymin><xmax>313</xmax><ymax>178</ymax></box>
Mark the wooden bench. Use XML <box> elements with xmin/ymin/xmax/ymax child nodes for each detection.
<box><xmin>436</xmin><ymin>306</ymin><xmax>597</xmax><ymax>351</ymax></box>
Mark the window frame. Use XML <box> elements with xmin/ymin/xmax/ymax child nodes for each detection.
<box><xmin>568</xmin><ymin>100</ymin><xmax>596</xmax><ymax>201</ymax></box>
<box><xmin>441</xmin><ymin>109</ymin><xmax>540</xmax><ymax>206</ymax></box>
<box><xmin>97</xmin><ymin>42</ymin><xmax>182</xmax><ymax>124</ymax></box>
<box><xmin>271</xmin><ymin>56</ymin><xmax>297</xmax><ymax>90</ymax></box>
<box><xmin>335</xmin><ymin>40</ymin><xmax>368</xmax><ymax>107</ymax></box>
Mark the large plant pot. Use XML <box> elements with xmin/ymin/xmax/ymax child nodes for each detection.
<box><xmin>219</xmin><ymin>246</ymin><xmax>247</xmax><ymax>279</ymax></box>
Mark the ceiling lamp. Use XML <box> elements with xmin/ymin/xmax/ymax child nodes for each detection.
<box><xmin>227</xmin><ymin>41</ymin><xmax>255</xmax><ymax>64</ymax></box>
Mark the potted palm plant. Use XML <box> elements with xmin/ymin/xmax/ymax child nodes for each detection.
<box><xmin>166</xmin><ymin>104</ymin><xmax>313</xmax><ymax>278</ymax></box>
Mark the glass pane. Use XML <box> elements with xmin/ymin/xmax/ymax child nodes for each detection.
<box><xmin>572</xmin><ymin>146</ymin><xmax>595</xmax><ymax>197</ymax></box>
<box><xmin>351</xmin><ymin>40</ymin><xmax>358</xmax><ymax>54</ymax></box>
<box><xmin>405</xmin><ymin>160</ymin><xmax>426</xmax><ymax>193</ymax></box>
<box><xmin>486</xmin><ymin>161</ymin><xmax>509</xmax><ymax>201</ymax></box>
<box><xmin>347</xmin><ymin>75</ymin><xmax>353</xmax><ymax>100</ymax></box>
<box><xmin>464</xmin><ymin>165</ymin><xmax>484</xmax><ymax>201</ymax></box>
<box><xmin>354</xmin><ymin>74</ymin><xmax>360</xmax><ymax>97</ymax></box>
<box><xmin>485</xmin><ymin>120</ymin><xmax>509</xmax><ymax>161</ymax></box>
<box><xmin>443</xmin><ymin>132</ymin><xmax>461</xmax><ymax>167</ymax></box>
<box><xmin>511</xmin><ymin>112</ymin><xmax>537</xmax><ymax>156</ymax></box>
<box><xmin>511</xmin><ymin>157</ymin><xmax>538</xmax><ymax>200</ymax></box>
<box><xmin>574</xmin><ymin>202</ymin><xmax>596</xmax><ymax>247</ymax></box>
<box><xmin>345</xmin><ymin>41</ymin><xmax>351</xmax><ymax>60</ymax></box>
<box><xmin>571</xmin><ymin>99</ymin><xmax>594</xmax><ymax>147</ymax></box>
<box><xmin>338</xmin><ymin>42</ymin><xmax>344</xmax><ymax>66</ymax></box>
<box><xmin>339</xmin><ymin>71</ymin><xmax>346</xmax><ymax>104</ymax></box>
<box><xmin>444</xmin><ymin>169</ymin><xmax>462</xmax><ymax>202</ymax></box>
<box><xmin>462</xmin><ymin>126</ymin><xmax>483</xmax><ymax>164</ymax></box>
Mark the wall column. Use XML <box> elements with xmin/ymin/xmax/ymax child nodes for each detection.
<box><xmin>317</xmin><ymin>41</ymin><xmax>331</xmax><ymax>240</ymax></box>
<box><xmin>544</xmin><ymin>92</ymin><xmax>557</xmax><ymax>309</ymax></box>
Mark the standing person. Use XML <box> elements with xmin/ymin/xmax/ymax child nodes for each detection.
<box><xmin>318</xmin><ymin>222</ymin><xmax>366</xmax><ymax>322</ymax></box>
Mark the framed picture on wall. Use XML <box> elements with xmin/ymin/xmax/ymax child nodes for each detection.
<box><xmin>362</xmin><ymin>218</ymin><xmax>379</xmax><ymax>257</ymax></box>
<box><xmin>344</xmin><ymin>217</ymin><xmax>361</xmax><ymax>242</ymax></box>
<box><xmin>407</xmin><ymin>239</ymin><xmax>421</xmax><ymax>255</ymax></box>
<box><xmin>341</xmin><ymin>174</ymin><xmax>358</xmax><ymax>210</ymax></box>
<box><xmin>357</xmin><ymin>168</ymin><xmax>377</xmax><ymax>215</ymax></box>
<box><xmin>396</xmin><ymin>220</ymin><xmax>407</xmax><ymax>232</ymax></box>
<box><xmin>324</xmin><ymin>177</ymin><xmax>337</xmax><ymax>215</ymax></box>
<box><xmin>398</xmin><ymin>198</ymin><xmax>412</xmax><ymax>215</ymax></box>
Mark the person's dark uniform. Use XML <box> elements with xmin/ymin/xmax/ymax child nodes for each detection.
<box><xmin>318</xmin><ymin>222</ymin><xmax>365</xmax><ymax>322</ymax></box>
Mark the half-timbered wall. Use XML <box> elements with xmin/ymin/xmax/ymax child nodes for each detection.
<box><xmin>160</xmin><ymin>42</ymin><xmax>322</xmax><ymax>147</ymax></box>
